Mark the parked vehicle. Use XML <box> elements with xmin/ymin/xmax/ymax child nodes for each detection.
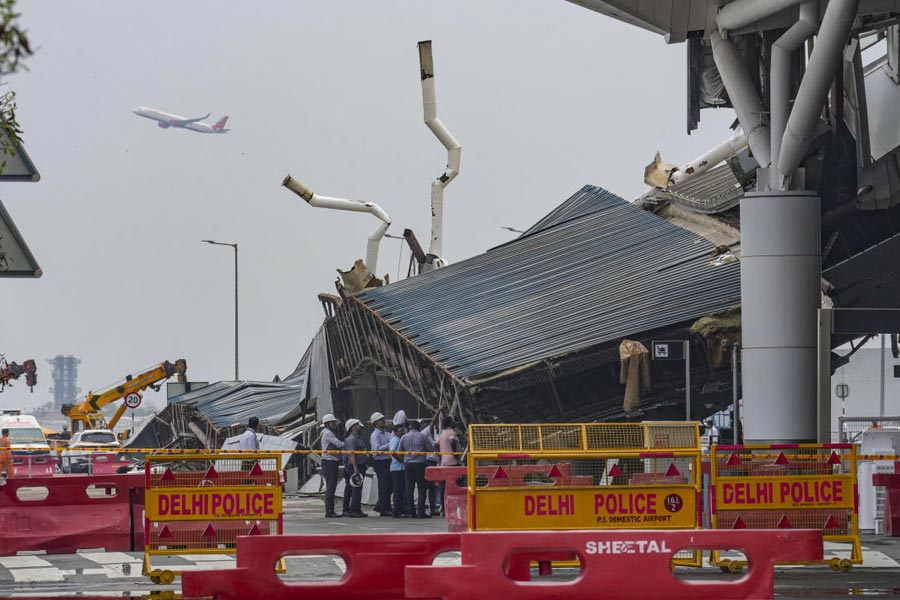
<box><xmin>0</xmin><ymin>411</ymin><xmax>54</xmax><ymax>476</ymax></box>
<box><xmin>60</xmin><ymin>429</ymin><xmax>122</xmax><ymax>473</ymax></box>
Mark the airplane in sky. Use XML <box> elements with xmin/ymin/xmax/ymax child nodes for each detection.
<box><xmin>133</xmin><ymin>107</ymin><xmax>230</xmax><ymax>133</ymax></box>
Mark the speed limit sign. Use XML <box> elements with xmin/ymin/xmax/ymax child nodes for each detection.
<box><xmin>124</xmin><ymin>393</ymin><xmax>142</xmax><ymax>409</ymax></box>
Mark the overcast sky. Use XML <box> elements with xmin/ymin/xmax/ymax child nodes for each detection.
<box><xmin>1</xmin><ymin>0</ymin><xmax>738</xmax><ymax>410</ymax></box>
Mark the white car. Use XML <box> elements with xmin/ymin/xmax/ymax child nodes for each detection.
<box><xmin>60</xmin><ymin>429</ymin><xmax>122</xmax><ymax>473</ymax></box>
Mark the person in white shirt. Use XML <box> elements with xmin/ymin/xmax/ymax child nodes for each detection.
<box><xmin>703</xmin><ymin>419</ymin><xmax>719</xmax><ymax>447</ymax></box>
<box><xmin>239</xmin><ymin>416</ymin><xmax>260</xmax><ymax>450</ymax></box>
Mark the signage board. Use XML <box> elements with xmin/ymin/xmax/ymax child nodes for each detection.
<box><xmin>0</xmin><ymin>198</ymin><xmax>40</xmax><ymax>277</ymax></box>
<box><xmin>473</xmin><ymin>486</ymin><xmax>697</xmax><ymax>530</ymax></box>
<box><xmin>714</xmin><ymin>475</ymin><xmax>854</xmax><ymax>510</ymax></box>
<box><xmin>146</xmin><ymin>487</ymin><xmax>282</xmax><ymax>521</ymax></box>
<box><xmin>651</xmin><ymin>341</ymin><xmax>686</xmax><ymax>361</ymax></box>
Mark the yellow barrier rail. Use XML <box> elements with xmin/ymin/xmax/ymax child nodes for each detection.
<box><xmin>709</xmin><ymin>443</ymin><xmax>861</xmax><ymax>573</ymax></box>
<box><xmin>467</xmin><ymin>422</ymin><xmax>704</xmax><ymax>567</ymax></box>
<box><xmin>142</xmin><ymin>451</ymin><xmax>283</xmax><ymax>585</ymax></box>
<box><xmin>469</xmin><ymin>422</ymin><xmax>699</xmax><ymax>453</ymax></box>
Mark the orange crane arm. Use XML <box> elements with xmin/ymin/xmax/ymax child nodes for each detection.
<box><xmin>61</xmin><ymin>359</ymin><xmax>186</xmax><ymax>432</ymax></box>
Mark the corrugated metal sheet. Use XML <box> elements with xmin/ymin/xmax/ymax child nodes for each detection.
<box><xmin>655</xmin><ymin>164</ymin><xmax>745</xmax><ymax>213</ymax></box>
<box><xmin>359</xmin><ymin>185</ymin><xmax>742</xmax><ymax>381</ymax></box>
<box><xmin>169</xmin><ymin>380</ymin><xmax>306</xmax><ymax>428</ymax></box>
<box><xmin>522</xmin><ymin>186</ymin><xmax>623</xmax><ymax>236</ymax></box>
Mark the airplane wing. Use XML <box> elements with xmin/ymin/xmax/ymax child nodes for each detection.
<box><xmin>170</xmin><ymin>113</ymin><xmax>211</xmax><ymax>126</ymax></box>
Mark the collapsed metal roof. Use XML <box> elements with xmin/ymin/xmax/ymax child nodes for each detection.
<box><xmin>168</xmin><ymin>380</ymin><xmax>306</xmax><ymax>429</ymax></box>
<box><xmin>356</xmin><ymin>185</ymin><xmax>742</xmax><ymax>383</ymax></box>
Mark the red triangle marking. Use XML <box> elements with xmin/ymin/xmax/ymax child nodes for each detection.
<box><xmin>823</xmin><ymin>515</ymin><xmax>840</xmax><ymax>530</ymax></box>
<box><xmin>726</xmin><ymin>453</ymin><xmax>742</xmax><ymax>467</ymax></box>
<box><xmin>732</xmin><ymin>516</ymin><xmax>747</xmax><ymax>529</ymax></box>
<box><xmin>201</xmin><ymin>524</ymin><xmax>216</xmax><ymax>538</ymax></box>
<box><xmin>827</xmin><ymin>452</ymin><xmax>842</xmax><ymax>466</ymax></box>
<box><xmin>161</xmin><ymin>467</ymin><xmax>176</xmax><ymax>482</ymax></box>
<box><xmin>777</xmin><ymin>514</ymin><xmax>792</xmax><ymax>529</ymax></box>
<box><xmin>248</xmin><ymin>523</ymin><xmax>262</xmax><ymax>536</ymax></box>
<box><xmin>493</xmin><ymin>466</ymin><xmax>509</xmax><ymax>480</ymax></box>
<box><xmin>204</xmin><ymin>465</ymin><xmax>219</xmax><ymax>479</ymax></box>
<box><xmin>547</xmin><ymin>465</ymin><xmax>563</xmax><ymax>479</ymax></box>
<box><xmin>608</xmin><ymin>464</ymin><xmax>622</xmax><ymax>478</ymax></box>
<box><xmin>665</xmin><ymin>463</ymin><xmax>681</xmax><ymax>477</ymax></box>
<box><xmin>158</xmin><ymin>525</ymin><xmax>173</xmax><ymax>539</ymax></box>
<box><xmin>774</xmin><ymin>452</ymin><xmax>789</xmax><ymax>466</ymax></box>
<box><xmin>249</xmin><ymin>462</ymin><xmax>265</xmax><ymax>477</ymax></box>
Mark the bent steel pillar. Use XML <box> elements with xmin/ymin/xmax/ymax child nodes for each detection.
<box><xmin>741</xmin><ymin>190</ymin><xmax>821</xmax><ymax>443</ymax></box>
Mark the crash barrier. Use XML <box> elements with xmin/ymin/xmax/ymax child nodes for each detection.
<box><xmin>467</xmin><ymin>422</ymin><xmax>703</xmax><ymax>568</ymax></box>
<box><xmin>710</xmin><ymin>443</ymin><xmax>861</xmax><ymax>572</ymax></box>
<box><xmin>425</xmin><ymin>466</ymin><xmax>468</xmax><ymax>531</ymax></box>
<box><xmin>11</xmin><ymin>453</ymin><xmax>58</xmax><ymax>477</ymax></box>
<box><xmin>143</xmin><ymin>452</ymin><xmax>283</xmax><ymax>584</ymax></box>
<box><xmin>179</xmin><ymin>528</ymin><xmax>823</xmax><ymax>600</ymax></box>
<box><xmin>872</xmin><ymin>461</ymin><xmax>900</xmax><ymax>536</ymax></box>
<box><xmin>60</xmin><ymin>452</ymin><xmax>134</xmax><ymax>475</ymax></box>
<box><xmin>0</xmin><ymin>472</ymin><xmax>145</xmax><ymax>555</ymax></box>
<box><xmin>182</xmin><ymin>532</ymin><xmax>461</xmax><ymax>600</ymax></box>
<box><xmin>409</xmin><ymin>529</ymin><xmax>822</xmax><ymax>600</ymax></box>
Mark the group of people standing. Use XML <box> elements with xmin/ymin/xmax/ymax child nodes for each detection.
<box><xmin>320</xmin><ymin>409</ymin><xmax>461</xmax><ymax>519</ymax></box>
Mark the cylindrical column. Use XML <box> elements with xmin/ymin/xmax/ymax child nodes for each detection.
<box><xmin>740</xmin><ymin>190</ymin><xmax>821</xmax><ymax>443</ymax></box>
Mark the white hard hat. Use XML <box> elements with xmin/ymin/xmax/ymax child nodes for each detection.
<box><xmin>370</xmin><ymin>412</ymin><xmax>386</xmax><ymax>423</ymax></box>
<box><xmin>322</xmin><ymin>413</ymin><xmax>338</xmax><ymax>425</ymax></box>
<box><xmin>345</xmin><ymin>418</ymin><xmax>363</xmax><ymax>431</ymax></box>
<box><xmin>392</xmin><ymin>409</ymin><xmax>407</xmax><ymax>426</ymax></box>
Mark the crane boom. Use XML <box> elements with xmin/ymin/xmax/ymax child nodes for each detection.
<box><xmin>61</xmin><ymin>359</ymin><xmax>187</xmax><ymax>433</ymax></box>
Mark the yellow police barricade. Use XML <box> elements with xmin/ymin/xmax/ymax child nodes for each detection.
<box><xmin>710</xmin><ymin>443</ymin><xmax>861</xmax><ymax>572</ymax></box>
<box><xmin>468</xmin><ymin>422</ymin><xmax>703</xmax><ymax>567</ymax></box>
<box><xmin>143</xmin><ymin>452</ymin><xmax>284</xmax><ymax>584</ymax></box>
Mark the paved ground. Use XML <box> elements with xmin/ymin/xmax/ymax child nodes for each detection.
<box><xmin>0</xmin><ymin>495</ymin><xmax>897</xmax><ymax>598</ymax></box>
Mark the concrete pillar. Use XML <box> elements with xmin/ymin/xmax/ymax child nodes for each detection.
<box><xmin>741</xmin><ymin>190</ymin><xmax>821</xmax><ymax>443</ymax></box>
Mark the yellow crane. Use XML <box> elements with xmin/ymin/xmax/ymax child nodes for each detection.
<box><xmin>61</xmin><ymin>359</ymin><xmax>187</xmax><ymax>434</ymax></box>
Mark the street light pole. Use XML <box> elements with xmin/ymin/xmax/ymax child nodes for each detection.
<box><xmin>202</xmin><ymin>240</ymin><xmax>239</xmax><ymax>381</ymax></box>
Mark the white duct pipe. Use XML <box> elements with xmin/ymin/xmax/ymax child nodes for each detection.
<box><xmin>770</xmin><ymin>1</ymin><xmax>820</xmax><ymax>173</ymax></box>
<box><xmin>778</xmin><ymin>0</ymin><xmax>858</xmax><ymax>176</ymax></box>
<box><xmin>710</xmin><ymin>31</ymin><xmax>772</xmax><ymax>167</ymax></box>
<box><xmin>418</xmin><ymin>40</ymin><xmax>461</xmax><ymax>260</ymax></box>
<box><xmin>718</xmin><ymin>0</ymin><xmax>805</xmax><ymax>32</ymax></box>
<box><xmin>282</xmin><ymin>175</ymin><xmax>391</xmax><ymax>276</ymax></box>
<box><xmin>670</xmin><ymin>128</ymin><xmax>748</xmax><ymax>185</ymax></box>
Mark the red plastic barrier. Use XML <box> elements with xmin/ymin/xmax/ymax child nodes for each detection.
<box><xmin>873</xmin><ymin>463</ymin><xmax>900</xmax><ymax>536</ymax></box>
<box><xmin>182</xmin><ymin>533</ymin><xmax>462</xmax><ymax>600</ymax></box>
<box><xmin>88</xmin><ymin>453</ymin><xmax>134</xmax><ymax>475</ymax></box>
<box><xmin>405</xmin><ymin>529</ymin><xmax>823</xmax><ymax>600</ymax></box>
<box><xmin>11</xmin><ymin>454</ymin><xmax>58</xmax><ymax>477</ymax></box>
<box><xmin>0</xmin><ymin>472</ymin><xmax>145</xmax><ymax>555</ymax></box>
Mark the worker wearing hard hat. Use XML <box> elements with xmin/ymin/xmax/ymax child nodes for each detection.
<box><xmin>341</xmin><ymin>418</ymin><xmax>368</xmax><ymax>518</ymax></box>
<box><xmin>390</xmin><ymin>415</ymin><xmax>410</xmax><ymax>517</ymax></box>
<box><xmin>369</xmin><ymin>412</ymin><xmax>393</xmax><ymax>516</ymax></box>
<box><xmin>320</xmin><ymin>414</ymin><xmax>344</xmax><ymax>518</ymax></box>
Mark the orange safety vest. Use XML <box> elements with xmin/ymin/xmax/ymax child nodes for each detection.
<box><xmin>0</xmin><ymin>437</ymin><xmax>12</xmax><ymax>477</ymax></box>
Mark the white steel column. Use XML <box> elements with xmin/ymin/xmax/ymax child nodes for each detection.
<box><xmin>741</xmin><ymin>190</ymin><xmax>821</xmax><ymax>442</ymax></box>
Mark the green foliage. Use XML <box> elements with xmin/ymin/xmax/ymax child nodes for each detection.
<box><xmin>0</xmin><ymin>0</ymin><xmax>31</xmax><ymax>170</ymax></box>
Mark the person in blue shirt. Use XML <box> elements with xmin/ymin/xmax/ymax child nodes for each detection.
<box><xmin>389</xmin><ymin>421</ymin><xmax>409</xmax><ymax>518</ymax></box>
<box><xmin>369</xmin><ymin>412</ymin><xmax>393</xmax><ymax>517</ymax></box>
<box><xmin>399</xmin><ymin>419</ymin><xmax>435</xmax><ymax>518</ymax></box>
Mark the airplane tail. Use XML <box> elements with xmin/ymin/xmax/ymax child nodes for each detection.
<box><xmin>212</xmin><ymin>116</ymin><xmax>229</xmax><ymax>131</ymax></box>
